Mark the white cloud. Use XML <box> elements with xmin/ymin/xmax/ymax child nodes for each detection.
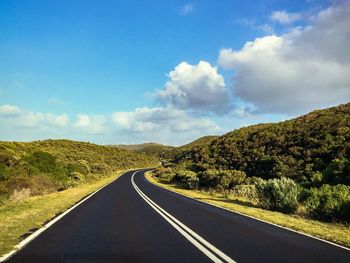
<box><xmin>0</xmin><ymin>105</ymin><xmax>21</xmax><ymax>117</ymax></box>
<box><xmin>155</xmin><ymin>61</ymin><xmax>230</xmax><ymax>114</ymax></box>
<box><xmin>180</xmin><ymin>3</ymin><xmax>194</xmax><ymax>16</ymax></box>
<box><xmin>112</xmin><ymin>106</ymin><xmax>220</xmax><ymax>133</ymax></box>
<box><xmin>270</xmin><ymin>10</ymin><xmax>302</xmax><ymax>24</ymax></box>
<box><xmin>111</xmin><ymin>106</ymin><xmax>220</xmax><ymax>145</ymax></box>
<box><xmin>0</xmin><ymin>104</ymin><xmax>69</xmax><ymax>128</ymax></box>
<box><xmin>218</xmin><ymin>2</ymin><xmax>350</xmax><ymax>114</ymax></box>
<box><xmin>74</xmin><ymin>114</ymin><xmax>108</xmax><ymax>134</ymax></box>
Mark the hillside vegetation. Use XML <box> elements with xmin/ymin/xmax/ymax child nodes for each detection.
<box><xmin>155</xmin><ymin>103</ymin><xmax>350</xmax><ymax>223</ymax></box>
<box><xmin>115</xmin><ymin>143</ymin><xmax>174</xmax><ymax>155</ymax></box>
<box><xmin>0</xmin><ymin>139</ymin><xmax>158</xmax><ymax>204</ymax></box>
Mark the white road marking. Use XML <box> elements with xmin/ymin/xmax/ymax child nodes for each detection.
<box><xmin>131</xmin><ymin>171</ymin><xmax>236</xmax><ymax>263</ymax></box>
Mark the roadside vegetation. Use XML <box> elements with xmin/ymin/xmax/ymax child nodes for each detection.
<box><xmin>0</xmin><ymin>171</ymin><xmax>124</xmax><ymax>256</ymax></box>
<box><xmin>152</xmin><ymin>103</ymin><xmax>350</xmax><ymax>230</ymax></box>
<box><xmin>146</xmin><ymin>172</ymin><xmax>350</xmax><ymax>247</ymax></box>
<box><xmin>0</xmin><ymin>139</ymin><xmax>158</xmax><ymax>257</ymax></box>
<box><xmin>0</xmin><ymin>139</ymin><xmax>158</xmax><ymax>205</ymax></box>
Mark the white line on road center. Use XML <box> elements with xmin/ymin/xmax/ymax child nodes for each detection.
<box><xmin>131</xmin><ymin>171</ymin><xmax>236</xmax><ymax>263</ymax></box>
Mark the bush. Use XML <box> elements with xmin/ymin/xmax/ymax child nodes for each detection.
<box><xmin>153</xmin><ymin>167</ymin><xmax>175</xmax><ymax>182</ymax></box>
<box><xmin>302</xmin><ymin>184</ymin><xmax>350</xmax><ymax>222</ymax></box>
<box><xmin>25</xmin><ymin>151</ymin><xmax>58</xmax><ymax>174</ymax></box>
<box><xmin>172</xmin><ymin>170</ymin><xmax>199</xmax><ymax>189</ymax></box>
<box><xmin>0</xmin><ymin>163</ymin><xmax>9</xmax><ymax>181</ymax></box>
<box><xmin>231</xmin><ymin>185</ymin><xmax>258</xmax><ymax>203</ymax></box>
<box><xmin>256</xmin><ymin>177</ymin><xmax>299</xmax><ymax>213</ymax></box>
<box><xmin>218</xmin><ymin>170</ymin><xmax>246</xmax><ymax>189</ymax></box>
<box><xmin>65</xmin><ymin>163</ymin><xmax>89</xmax><ymax>176</ymax></box>
<box><xmin>198</xmin><ymin>169</ymin><xmax>246</xmax><ymax>189</ymax></box>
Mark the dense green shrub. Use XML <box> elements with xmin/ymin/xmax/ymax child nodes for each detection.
<box><xmin>197</xmin><ymin>169</ymin><xmax>220</xmax><ymax>188</ymax></box>
<box><xmin>323</xmin><ymin>158</ymin><xmax>350</xmax><ymax>185</ymax></box>
<box><xmin>152</xmin><ymin>167</ymin><xmax>175</xmax><ymax>181</ymax></box>
<box><xmin>218</xmin><ymin>170</ymin><xmax>246</xmax><ymax>189</ymax></box>
<box><xmin>25</xmin><ymin>151</ymin><xmax>58</xmax><ymax>174</ymax></box>
<box><xmin>302</xmin><ymin>184</ymin><xmax>350</xmax><ymax>222</ymax></box>
<box><xmin>256</xmin><ymin>177</ymin><xmax>299</xmax><ymax>213</ymax></box>
<box><xmin>64</xmin><ymin>163</ymin><xmax>89</xmax><ymax>176</ymax></box>
<box><xmin>197</xmin><ymin>169</ymin><xmax>246</xmax><ymax>189</ymax></box>
<box><xmin>0</xmin><ymin>164</ymin><xmax>9</xmax><ymax>181</ymax></box>
<box><xmin>172</xmin><ymin>170</ymin><xmax>199</xmax><ymax>189</ymax></box>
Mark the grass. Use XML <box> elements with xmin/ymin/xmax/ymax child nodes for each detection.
<box><xmin>0</xmin><ymin>170</ymin><xmax>126</xmax><ymax>257</ymax></box>
<box><xmin>145</xmin><ymin>172</ymin><xmax>350</xmax><ymax>248</ymax></box>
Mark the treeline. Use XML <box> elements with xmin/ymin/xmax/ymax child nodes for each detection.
<box><xmin>0</xmin><ymin>139</ymin><xmax>158</xmax><ymax>204</ymax></box>
<box><xmin>157</xmin><ymin>103</ymin><xmax>350</xmax><ymax>223</ymax></box>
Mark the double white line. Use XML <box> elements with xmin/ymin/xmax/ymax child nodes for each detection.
<box><xmin>131</xmin><ymin>171</ymin><xmax>236</xmax><ymax>263</ymax></box>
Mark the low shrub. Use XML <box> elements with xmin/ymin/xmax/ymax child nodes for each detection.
<box><xmin>24</xmin><ymin>151</ymin><xmax>58</xmax><ymax>174</ymax></box>
<box><xmin>302</xmin><ymin>184</ymin><xmax>350</xmax><ymax>222</ymax></box>
<box><xmin>172</xmin><ymin>169</ymin><xmax>199</xmax><ymax>189</ymax></box>
<box><xmin>256</xmin><ymin>177</ymin><xmax>299</xmax><ymax>214</ymax></box>
<box><xmin>153</xmin><ymin>167</ymin><xmax>175</xmax><ymax>182</ymax></box>
<box><xmin>198</xmin><ymin>169</ymin><xmax>246</xmax><ymax>189</ymax></box>
<box><xmin>231</xmin><ymin>184</ymin><xmax>258</xmax><ymax>203</ymax></box>
<box><xmin>0</xmin><ymin>164</ymin><xmax>9</xmax><ymax>181</ymax></box>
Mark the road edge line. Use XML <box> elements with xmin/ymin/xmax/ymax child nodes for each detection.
<box><xmin>144</xmin><ymin>172</ymin><xmax>350</xmax><ymax>252</ymax></box>
<box><xmin>0</xmin><ymin>170</ymin><xmax>131</xmax><ymax>263</ymax></box>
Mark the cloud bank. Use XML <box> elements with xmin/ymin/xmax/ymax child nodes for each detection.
<box><xmin>219</xmin><ymin>1</ymin><xmax>350</xmax><ymax>114</ymax></box>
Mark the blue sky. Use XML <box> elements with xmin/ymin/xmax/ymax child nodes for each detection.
<box><xmin>0</xmin><ymin>0</ymin><xmax>349</xmax><ymax>145</ymax></box>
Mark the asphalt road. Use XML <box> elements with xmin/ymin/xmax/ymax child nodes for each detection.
<box><xmin>6</xmin><ymin>169</ymin><xmax>350</xmax><ymax>263</ymax></box>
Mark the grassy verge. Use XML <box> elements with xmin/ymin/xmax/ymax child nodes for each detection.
<box><xmin>0</xmin><ymin>170</ymin><xmax>127</xmax><ymax>257</ymax></box>
<box><xmin>145</xmin><ymin>172</ymin><xmax>350</xmax><ymax>248</ymax></box>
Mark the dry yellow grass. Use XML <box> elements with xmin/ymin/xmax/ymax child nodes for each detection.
<box><xmin>0</xmin><ymin>171</ymin><xmax>126</xmax><ymax>256</ymax></box>
<box><xmin>145</xmin><ymin>172</ymin><xmax>350</xmax><ymax>248</ymax></box>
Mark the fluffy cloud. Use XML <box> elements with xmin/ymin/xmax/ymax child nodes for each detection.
<box><xmin>270</xmin><ymin>11</ymin><xmax>301</xmax><ymax>24</ymax></box>
<box><xmin>0</xmin><ymin>104</ymin><xmax>69</xmax><ymax>128</ymax></box>
<box><xmin>112</xmin><ymin>106</ymin><xmax>219</xmax><ymax>133</ymax></box>
<box><xmin>74</xmin><ymin>114</ymin><xmax>108</xmax><ymax>134</ymax></box>
<box><xmin>156</xmin><ymin>61</ymin><xmax>230</xmax><ymax>114</ymax></box>
<box><xmin>218</xmin><ymin>2</ymin><xmax>350</xmax><ymax>114</ymax></box>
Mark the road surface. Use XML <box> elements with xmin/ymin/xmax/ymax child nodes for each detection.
<box><xmin>6</xmin><ymin>169</ymin><xmax>350</xmax><ymax>262</ymax></box>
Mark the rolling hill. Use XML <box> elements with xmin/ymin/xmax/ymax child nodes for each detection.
<box><xmin>169</xmin><ymin>103</ymin><xmax>350</xmax><ymax>186</ymax></box>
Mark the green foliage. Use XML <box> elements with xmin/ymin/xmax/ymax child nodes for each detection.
<box><xmin>172</xmin><ymin>169</ymin><xmax>199</xmax><ymax>189</ymax></box>
<box><xmin>0</xmin><ymin>139</ymin><xmax>158</xmax><ymax>204</ymax></box>
<box><xmin>24</xmin><ymin>151</ymin><xmax>58</xmax><ymax>174</ymax></box>
<box><xmin>152</xmin><ymin>167</ymin><xmax>175</xmax><ymax>181</ymax></box>
<box><xmin>167</xmin><ymin>103</ymin><xmax>350</xmax><ymax>187</ymax></box>
<box><xmin>0</xmin><ymin>164</ymin><xmax>9</xmax><ymax>181</ymax></box>
<box><xmin>256</xmin><ymin>177</ymin><xmax>299</xmax><ymax>213</ymax></box>
<box><xmin>231</xmin><ymin>184</ymin><xmax>258</xmax><ymax>202</ymax></box>
<box><xmin>196</xmin><ymin>169</ymin><xmax>246</xmax><ymax>189</ymax></box>
<box><xmin>302</xmin><ymin>184</ymin><xmax>350</xmax><ymax>222</ymax></box>
<box><xmin>323</xmin><ymin>158</ymin><xmax>350</xmax><ymax>185</ymax></box>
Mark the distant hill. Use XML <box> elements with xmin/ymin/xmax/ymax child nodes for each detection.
<box><xmin>114</xmin><ymin>143</ymin><xmax>175</xmax><ymax>155</ymax></box>
<box><xmin>178</xmin><ymin>136</ymin><xmax>219</xmax><ymax>151</ymax></box>
<box><xmin>169</xmin><ymin>103</ymin><xmax>350</xmax><ymax>186</ymax></box>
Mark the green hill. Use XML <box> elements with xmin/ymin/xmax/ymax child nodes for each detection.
<box><xmin>178</xmin><ymin>136</ymin><xmax>219</xmax><ymax>151</ymax></box>
<box><xmin>0</xmin><ymin>139</ymin><xmax>158</xmax><ymax>203</ymax></box>
<box><xmin>115</xmin><ymin>142</ymin><xmax>174</xmax><ymax>155</ymax></box>
<box><xmin>170</xmin><ymin>103</ymin><xmax>350</xmax><ymax>186</ymax></box>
